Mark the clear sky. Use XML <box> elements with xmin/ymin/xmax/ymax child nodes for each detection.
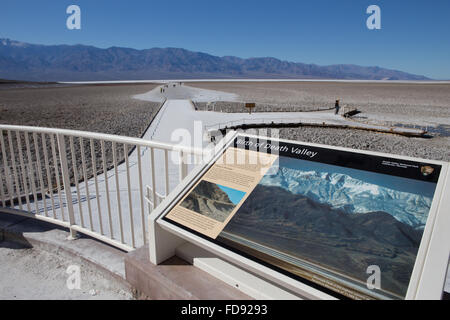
<box><xmin>217</xmin><ymin>184</ymin><xmax>246</xmax><ymax>205</ymax></box>
<box><xmin>1</xmin><ymin>0</ymin><xmax>449</xmax><ymax>79</ymax></box>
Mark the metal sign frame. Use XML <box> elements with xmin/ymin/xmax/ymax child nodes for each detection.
<box><xmin>149</xmin><ymin>131</ymin><xmax>450</xmax><ymax>300</ymax></box>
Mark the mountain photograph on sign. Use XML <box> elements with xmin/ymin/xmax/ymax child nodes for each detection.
<box><xmin>220</xmin><ymin>156</ymin><xmax>438</xmax><ymax>299</ymax></box>
<box><xmin>180</xmin><ymin>180</ymin><xmax>246</xmax><ymax>223</ymax></box>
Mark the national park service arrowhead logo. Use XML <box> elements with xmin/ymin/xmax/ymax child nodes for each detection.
<box><xmin>420</xmin><ymin>165</ymin><xmax>434</xmax><ymax>176</ymax></box>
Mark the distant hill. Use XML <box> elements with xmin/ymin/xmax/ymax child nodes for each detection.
<box><xmin>259</xmin><ymin>166</ymin><xmax>432</xmax><ymax>229</ymax></box>
<box><xmin>0</xmin><ymin>38</ymin><xmax>430</xmax><ymax>82</ymax></box>
<box><xmin>223</xmin><ymin>183</ymin><xmax>422</xmax><ymax>297</ymax></box>
<box><xmin>180</xmin><ymin>180</ymin><xmax>235</xmax><ymax>222</ymax></box>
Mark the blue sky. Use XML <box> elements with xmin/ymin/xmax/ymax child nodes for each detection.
<box><xmin>1</xmin><ymin>0</ymin><xmax>449</xmax><ymax>79</ymax></box>
<box><xmin>217</xmin><ymin>184</ymin><xmax>246</xmax><ymax>205</ymax></box>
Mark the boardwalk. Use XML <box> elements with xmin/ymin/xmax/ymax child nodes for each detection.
<box><xmin>9</xmin><ymin>84</ymin><xmax>426</xmax><ymax>248</ymax></box>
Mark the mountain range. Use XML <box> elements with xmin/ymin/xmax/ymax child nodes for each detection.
<box><xmin>259</xmin><ymin>167</ymin><xmax>432</xmax><ymax>229</ymax></box>
<box><xmin>223</xmin><ymin>183</ymin><xmax>423</xmax><ymax>297</ymax></box>
<box><xmin>180</xmin><ymin>180</ymin><xmax>235</xmax><ymax>222</ymax></box>
<box><xmin>0</xmin><ymin>38</ymin><xmax>430</xmax><ymax>82</ymax></box>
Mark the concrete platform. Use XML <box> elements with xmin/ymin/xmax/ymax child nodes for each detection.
<box><xmin>0</xmin><ymin>211</ymin><xmax>251</xmax><ymax>300</ymax></box>
<box><xmin>125</xmin><ymin>245</ymin><xmax>252</xmax><ymax>300</ymax></box>
<box><xmin>0</xmin><ymin>212</ymin><xmax>129</xmax><ymax>284</ymax></box>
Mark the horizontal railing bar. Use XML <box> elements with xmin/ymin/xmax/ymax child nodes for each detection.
<box><xmin>0</xmin><ymin>124</ymin><xmax>204</xmax><ymax>155</ymax></box>
<box><xmin>0</xmin><ymin>208</ymin><xmax>134</xmax><ymax>252</ymax></box>
<box><xmin>0</xmin><ymin>207</ymin><xmax>71</xmax><ymax>229</ymax></box>
<box><xmin>0</xmin><ymin>123</ymin><xmax>215</xmax><ymax>253</ymax></box>
<box><xmin>69</xmin><ymin>225</ymin><xmax>134</xmax><ymax>252</ymax></box>
<box><xmin>146</xmin><ymin>185</ymin><xmax>166</xmax><ymax>201</ymax></box>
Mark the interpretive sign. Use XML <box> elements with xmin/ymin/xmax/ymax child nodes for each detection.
<box><xmin>245</xmin><ymin>103</ymin><xmax>256</xmax><ymax>114</ymax></box>
<box><xmin>161</xmin><ymin>134</ymin><xmax>448</xmax><ymax>300</ymax></box>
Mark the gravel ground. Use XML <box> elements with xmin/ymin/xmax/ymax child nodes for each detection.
<box><xmin>188</xmin><ymin>81</ymin><xmax>450</xmax><ymax>120</ymax></box>
<box><xmin>194</xmin><ymin>101</ymin><xmax>332</xmax><ymax>113</ymax></box>
<box><xmin>189</xmin><ymin>82</ymin><xmax>450</xmax><ymax>162</ymax></box>
<box><xmin>242</xmin><ymin>126</ymin><xmax>450</xmax><ymax>162</ymax></box>
<box><xmin>276</xmin><ymin>127</ymin><xmax>450</xmax><ymax>162</ymax></box>
<box><xmin>0</xmin><ymin>84</ymin><xmax>163</xmax><ymax>196</ymax></box>
<box><xmin>0</xmin><ymin>241</ymin><xmax>133</xmax><ymax>300</ymax></box>
<box><xmin>0</xmin><ymin>83</ymin><xmax>161</xmax><ymax>135</ymax></box>
<box><xmin>1</xmin><ymin>81</ymin><xmax>449</xmax><ymax>198</ymax></box>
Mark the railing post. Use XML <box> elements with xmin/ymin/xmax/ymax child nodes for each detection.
<box><xmin>57</xmin><ymin>134</ymin><xmax>77</xmax><ymax>240</ymax></box>
<box><xmin>150</xmin><ymin>147</ymin><xmax>157</xmax><ymax>210</ymax></box>
<box><xmin>179</xmin><ymin>151</ymin><xmax>188</xmax><ymax>182</ymax></box>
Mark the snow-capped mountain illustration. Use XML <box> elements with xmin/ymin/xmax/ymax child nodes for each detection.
<box><xmin>259</xmin><ymin>167</ymin><xmax>432</xmax><ymax>229</ymax></box>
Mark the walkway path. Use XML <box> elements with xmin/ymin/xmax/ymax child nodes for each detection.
<box><xmin>136</xmin><ymin>84</ymin><xmax>425</xmax><ymax>138</ymax></box>
<box><xmin>8</xmin><ymin>83</ymin><xmax>426</xmax><ymax>249</ymax></box>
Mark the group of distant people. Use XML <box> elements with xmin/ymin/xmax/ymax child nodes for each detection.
<box><xmin>160</xmin><ymin>82</ymin><xmax>183</xmax><ymax>94</ymax></box>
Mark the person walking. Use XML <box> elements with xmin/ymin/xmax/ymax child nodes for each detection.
<box><xmin>335</xmin><ymin>99</ymin><xmax>340</xmax><ymax>115</ymax></box>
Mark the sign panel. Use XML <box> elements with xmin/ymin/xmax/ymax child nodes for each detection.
<box><xmin>162</xmin><ymin>134</ymin><xmax>445</xmax><ymax>299</ymax></box>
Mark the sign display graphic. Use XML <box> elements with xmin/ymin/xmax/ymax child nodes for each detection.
<box><xmin>163</xmin><ymin>135</ymin><xmax>442</xmax><ymax>299</ymax></box>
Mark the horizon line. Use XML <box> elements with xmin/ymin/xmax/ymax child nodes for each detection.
<box><xmin>0</xmin><ymin>37</ymin><xmax>434</xmax><ymax>80</ymax></box>
<box><xmin>59</xmin><ymin>79</ymin><xmax>450</xmax><ymax>85</ymax></box>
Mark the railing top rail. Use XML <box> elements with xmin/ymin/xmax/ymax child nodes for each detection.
<box><xmin>204</xmin><ymin>118</ymin><xmax>425</xmax><ymax>134</ymax></box>
<box><xmin>205</xmin><ymin>117</ymin><xmax>317</xmax><ymax>130</ymax></box>
<box><xmin>0</xmin><ymin>124</ymin><xmax>204</xmax><ymax>155</ymax></box>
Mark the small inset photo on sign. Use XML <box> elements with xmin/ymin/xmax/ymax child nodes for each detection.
<box><xmin>180</xmin><ymin>180</ymin><xmax>246</xmax><ymax>222</ymax></box>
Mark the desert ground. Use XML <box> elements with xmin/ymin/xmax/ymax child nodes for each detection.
<box><xmin>0</xmin><ymin>80</ymin><xmax>448</xmax><ymax>196</ymax></box>
<box><xmin>189</xmin><ymin>81</ymin><xmax>450</xmax><ymax>161</ymax></box>
<box><xmin>0</xmin><ymin>83</ymin><xmax>161</xmax><ymax>136</ymax></box>
<box><xmin>0</xmin><ymin>81</ymin><xmax>449</xmax><ymax>298</ymax></box>
<box><xmin>0</xmin><ymin>241</ymin><xmax>133</xmax><ymax>300</ymax></box>
<box><xmin>0</xmin><ymin>83</ymin><xmax>162</xmax><ymax>193</ymax></box>
<box><xmin>188</xmin><ymin>81</ymin><xmax>450</xmax><ymax>122</ymax></box>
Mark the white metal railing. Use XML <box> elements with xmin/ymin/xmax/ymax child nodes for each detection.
<box><xmin>204</xmin><ymin>117</ymin><xmax>427</xmax><ymax>136</ymax></box>
<box><xmin>0</xmin><ymin>124</ymin><xmax>204</xmax><ymax>252</ymax></box>
<box><xmin>204</xmin><ymin>117</ymin><xmax>346</xmax><ymax>132</ymax></box>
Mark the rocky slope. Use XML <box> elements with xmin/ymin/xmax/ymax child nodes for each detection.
<box><xmin>180</xmin><ymin>180</ymin><xmax>235</xmax><ymax>222</ymax></box>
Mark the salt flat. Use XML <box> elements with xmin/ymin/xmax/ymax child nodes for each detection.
<box><xmin>5</xmin><ymin>82</ymin><xmax>450</xmax><ymax>295</ymax></box>
<box><xmin>8</xmin><ymin>83</ymin><xmax>450</xmax><ymax>249</ymax></box>
<box><xmin>188</xmin><ymin>81</ymin><xmax>450</xmax><ymax>128</ymax></box>
<box><xmin>18</xmin><ymin>83</ymin><xmax>380</xmax><ymax>248</ymax></box>
<box><xmin>134</xmin><ymin>83</ymin><xmax>239</xmax><ymax>103</ymax></box>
